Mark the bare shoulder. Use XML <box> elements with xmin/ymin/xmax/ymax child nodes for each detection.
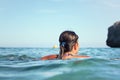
<box><xmin>40</xmin><ymin>54</ymin><xmax>58</xmax><ymax>60</ymax></box>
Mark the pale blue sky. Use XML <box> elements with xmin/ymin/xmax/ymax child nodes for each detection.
<box><xmin>0</xmin><ymin>0</ymin><xmax>120</xmax><ymax>47</ymax></box>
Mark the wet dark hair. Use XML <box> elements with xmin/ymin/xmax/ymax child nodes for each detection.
<box><xmin>59</xmin><ymin>30</ymin><xmax>79</xmax><ymax>59</ymax></box>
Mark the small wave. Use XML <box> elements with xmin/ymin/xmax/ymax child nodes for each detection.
<box><xmin>0</xmin><ymin>54</ymin><xmax>36</xmax><ymax>61</ymax></box>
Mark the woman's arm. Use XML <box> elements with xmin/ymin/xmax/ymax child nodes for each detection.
<box><xmin>62</xmin><ymin>55</ymin><xmax>90</xmax><ymax>60</ymax></box>
<box><xmin>40</xmin><ymin>54</ymin><xmax>58</xmax><ymax>60</ymax></box>
<box><xmin>72</xmin><ymin>55</ymin><xmax>90</xmax><ymax>58</ymax></box>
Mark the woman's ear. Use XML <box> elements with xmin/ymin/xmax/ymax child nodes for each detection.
<box><xmin>73</xmin><ymin>43</ymin><xmax>78</xmax><ymax>50</ymax></box>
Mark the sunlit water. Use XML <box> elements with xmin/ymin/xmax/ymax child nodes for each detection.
<box><xmin>0</xmin><ymin>48</ymin><xmax>120</xmax><ymax>80</ymax></box>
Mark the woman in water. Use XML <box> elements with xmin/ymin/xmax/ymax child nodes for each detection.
<box><xmin>41</xmin><ymin>30</ymin><xmax>89</xmax><ymax>60</ymax></box>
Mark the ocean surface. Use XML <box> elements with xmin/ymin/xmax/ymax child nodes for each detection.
<box><xmin>0</xmin><ymin>47</ymin><xmax>120</xmax><ymax>80</ymax></box>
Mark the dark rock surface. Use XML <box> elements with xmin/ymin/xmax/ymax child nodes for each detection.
<box><xmin>106</xmin><ymin>21</ymin><xmax>120</xmax><ymax>47</ymax></box>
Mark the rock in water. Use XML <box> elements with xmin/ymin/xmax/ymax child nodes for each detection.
<box><xmin>106</xmin><ymin>21</ymin><xmax>120</xmax><ymax>47</ymax></box>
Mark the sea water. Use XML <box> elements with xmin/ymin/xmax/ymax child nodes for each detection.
<box><xmin>0</xmin><ymin>48</ymin><xmax>120</xmax><ymax>80</ymax></box>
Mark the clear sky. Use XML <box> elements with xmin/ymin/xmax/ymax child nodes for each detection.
<box><xmin>0</xmin><ymin>0</ymin><xmax>120</xmax><ymax>47</ymax></box>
